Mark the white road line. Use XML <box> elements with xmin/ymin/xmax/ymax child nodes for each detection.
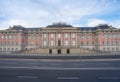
<box><xmin>7</xmin><ymin>62</ymin><xmax>18</xmax><ymax>64</ymax></box>
<box><xmin>17</xmin><ymin>76</ymin><xmax>38</xmax><ymax>79</ymax></box>
<box><xmin>51</xmin><ymin>63</ymin><xmax>60</xmax><ymax>65</ymax></box>
<box><xmin>0</xmin><ymin>66</ymin><xmax>120</xmax><ymax>70</ymax></box>
<box><xmin>57</xmin><ymin>77</ymin><xmax>79</xmax><ymax>79</ymax></box>
<box><xmin>98</xmin><ymin>77</ymin><xmax>120</xmax><ymax>80</ymax></box>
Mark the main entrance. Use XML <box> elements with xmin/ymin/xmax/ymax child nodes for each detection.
<box><xmin>49</xmin><ymin>49</ymin><xmax>52</xmax><ymax>54</ymax></box>
<box><xmin>58</xmin><ymin>49</ymin><xmax>61</xmax><ymax>54</ymax></box>
<box><xmin>67</xmin><ymin>49</ymin><xmax>70</xmax><ymax>54</ymax></box>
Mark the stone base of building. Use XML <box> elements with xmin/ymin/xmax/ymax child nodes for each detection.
<box><xmin>21</xmin><ymin>47</ymin><xmax>99</xmax><ymax>55</ymax></box>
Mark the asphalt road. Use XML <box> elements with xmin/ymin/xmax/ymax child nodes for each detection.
<box><xmin>0</xmin><ymin>58</ymin><xmax>120</xmax><ymax>82</ymax></box>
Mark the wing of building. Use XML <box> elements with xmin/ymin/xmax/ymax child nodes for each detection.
<box><xmin>0</xmin><ymin>23</ymin><xmax>120</xmax><ymax>55</ymax></box>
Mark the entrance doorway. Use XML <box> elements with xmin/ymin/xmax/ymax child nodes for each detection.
<box><xmin>58</xmin><ymin>49</ymin><xmax>61</xmax><ymax>54</ymax></box>
<box><xmin>49</xmin><ymin>49</ymin><xmax>52</xmax><ymax>54</ymax></box>
<box><xmin>67</xmin><ymin>49</ymin><xmax>70</xmax><ymax>54</ymax></box>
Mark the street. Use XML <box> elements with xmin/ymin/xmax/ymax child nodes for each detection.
<box><xmin>0</xmin><ymin>58</ymin><xmax>120</xmax><ymax>82</ymax></box>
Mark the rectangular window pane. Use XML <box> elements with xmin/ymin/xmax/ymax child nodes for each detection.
<box><xmin>72</xmin><ymin>33</ymin><xmax>75</xmax><ymax>38</ymax></box>
<box><xmin>44</xmin><ymin>34</ymin><xmax>46</xmax><ymax>38</ymax></box>
<box><xmin>44</xmin><ymin>41</ymin><xmax>47</xmax><ymax>46</ymax></box>
<box><xmin>58</xmin><ymin>34</ymin><xmax>61</xmax><ymax>38</ymax></box>
<box><xmin>73</xmin><ymin>41</ymin><xmax>75</xmax><ymax>46</ymax></box>
<box><xmin>51</xmin><ymin>41</ymin><xmax>54</xmax><ymax>46</ymax></box>
<box><xmin>65</xmin><ymin>33</ymin><xmax>68</xmax><ymax>38</ymax></box>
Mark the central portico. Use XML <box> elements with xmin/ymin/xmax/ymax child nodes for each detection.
<box><xmin>41</xmin><ymin>22</ymin><xmax>78</xmax><ymax>54</ymax></box>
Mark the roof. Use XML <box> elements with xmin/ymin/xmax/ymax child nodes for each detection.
<box><xmin>8</xmin><ymin>25</ymin><xmax>42</xmax><ymax>31</ymax></box>
<box><xmin>9</xmin><ymin>25</ymin><xmax>26</xmax><ymax>30</ymax></box>
<box><xmin>25</xmin><ymin>28</ymin><xmax>41</xmax><ymax>31</ymax></box>
<box><xmin>47</xmin><ymin>22</ymin><xmax>72</xmax><ymax>28</ymax></box>
<box><xmin>5</xmin><ymin>24</ymin><xmax>116</xmax><ymax>31</ymax></box>
<box><xmin>77</xmin><ymin>27</ymin><xmax>97</xmax><ymax>31</ymax></box>
<box><xmin>77</xmin><ymin>24</ymin><xmax>112</xmax><ymax>31</ymax></box>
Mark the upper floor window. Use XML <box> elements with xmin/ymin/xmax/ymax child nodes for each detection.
<box><xmin>65</xmin><ymin>33</ymin><xmax>68</xmax><ymax>38</ymax></box>
<box><xmin>58</xmin><ymin>34</ymin><xmax>61</xmax><ymax>38</ymax></box>
<box><xmin>73</xmin><ymin>41</ymin><xmax>75</xmax><ymax>46</ymax></box>
<box><xmin>50</xmin><ymin>41</ymin><xmax>54</xmax><ymax>46</ymax></box>
<box><xmin>43</xmin><ymin>41</ymin><xmax>47</xmax><ymax>46</ymax></box>
<box><xmin>72</xmin><ymin>33</ymin><xmax>75</xmax><ymax>38</ymax></box>
<box><xmin>65</xmin><ymin>40</ymin><xmax>68</xmax><ymax>46</ymax></box>
<box><xmin>51</xmin><ymin>33</ymin><xmax>54</xmax><ymax>38</ymax></box>
<box><xmin>44</xmin><ymin>33</ymin><xmax>46</xmax><ymax>38</ymax></box>
<box><xmin>30</xmin><ymin>42</ymin><xmax>33</xmax><ymax>46</ymax></box>
<box><xmin>1</xmin><ymin>36</ymin><xmax>4</xmax><ymax>39</ymax></box>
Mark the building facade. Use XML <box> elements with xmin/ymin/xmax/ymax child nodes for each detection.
<box><xmin>0</xmin><ymin>22</ymin><xmax>120</xmax><ymax>54</ymax></box>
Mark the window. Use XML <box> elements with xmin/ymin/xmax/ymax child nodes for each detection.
<box><xmin>58</xmin><ymin>40</ymin><xmax>61</xmax><ymax>46</ymax></box>
<box><xmin>44</xmin><ymin>33</ymin><xmax>46</xmax><ymax>38</ymax></box>
<box><xmin>12</xmin><ymin>48</ymin><xmax>14</xmax><ymax>51</ymax></box>
<box><xmin>51</xmin><ymin>34</ymin><xmax>54</xmax><ymax>38</ymax></box>
<box><xmin>1</xmin><ymin>36</ymin><xmax>4</xmax><ymax>39</ymax></box>
<box><xmin>103</xmin><ymin>41</ymin><xmax>104</xmax><ymax>45</ymax></box>
<box><xmin>65</xmin><ymin>41</ymin><xmax>68</xmax><ymax>46</ymax></box>
<box><xmin>51</xmin><ymin>41</ymin><xmax>54</xmax><ymax>46</ymax></box>
<box><xmin>4</xmin><ymin>48</ymin><xmax>6</xmax><ymax>52</ymax></box>
<box><xmin>7</xmin><ymin>48</ymin><xmax>10</xmax><ymax>52</ymax></box>
<box><xmin>15</xmin><ymin>48</ymin><xmax>18</xmax><ymax>51</ymax></box>
<box><xmin>73</xmin><ymin>41</ymin><xmax>75</xmax><ymax>46</ymax></box>
<box><xmin>107</xmin><ymin>47</ymin><xmax>109</xmax><ymax>51</ymax></box>
<box><xmin>30</xmin><ymin>42</ymin><xmax>33</xmax><ymax>46</ymax></box>
<box><xmin>65</xmin><ymin>33</ymin><xmax>68</xmax><ymax>38</ymax></box>
<box><xmin>103</xmin><ymin>48</ymin><xmax>105</xmax><ymax>51</ymax></box>
<box><xmin>0</xmin><ymin>48</ymin><xmax>2</xmax><ymax>51</ymax></box>
<box><xmin>72</xmin><ymin>33</ymin><xmax>75</xmax><ymax>38</ymax></box>
<box><xmin>44</xmin><ymin>41</ymin><xmax>47</xmax><ymax>46</ymax></box>
<box><xmin>81</xmin><ymin>42</ymin><xmax>83</xmax><ymax>46</ymax></box>
<box><xmin>16</xmin><ymin>42</ymin><xmax>18</xmax><ymax>46</ymax></box>
<box><xmin>112</xmin><ymin>47</ymin><xmax>114</xmax><ymax>51</ymax></box>
<box><xmin>58</xmin><ymin>34</ymin><xmax>61</xmax><ymax>38</ymax></box>
<box><xmin>87</xmin><ymin>41</ymin><xmax>89</xmax><ymax>46</ymax></box>
<box><xmin>116</xmin><ymin>47</ymin><xmax>119</xmax><ymax>51</ymax></box>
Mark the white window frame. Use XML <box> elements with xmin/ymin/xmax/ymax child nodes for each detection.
<box><xmin>58</xmin><ymin>33</ymin><xmax>61</xmax><ymax>38</ymax></box>
<box><xmin>44</xmin><ymin>33</ymin><xmax>46</xmax><ymax>38</ymax></box>
<box><xmin>72</xmin><ymin>33</ymin><xmax>75</xmax><ymax>38</ymax></box>
<box><xmin>65</xmin><ymin>40</ymin><xmax>68</xmax><ymax>46</ymax></box>
<box><xmin>44</xmin><ymin>41</ymin><xmax>47</xmax><ymax>46</ymax></box>
<box><xmin>65</xmin><ymin>33</ymin><xmax>68</xmax><ymax>38</ymax></box>
<box><xmin>51</xmin><ymin>33</ymin><xmax>54</xmax><ymax>38</ymax></box>
<box><xmin>1</xmin><ymin>36</ymin><xmax>4</xmax><ymax>39</ymax></box>
<box><xmin>73</xmin><ymin>41</ymin><xmax>75</xmax><ymax>46</ymax></box>
<box><xmin>50</xmin><ymin>41</ymin><xmax>54</xmax><ymax>46</ymax></box>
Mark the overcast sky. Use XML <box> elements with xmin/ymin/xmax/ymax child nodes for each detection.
<box><xmin>0</xmin><ymin>0</ymin><xmax>120</xmax><ymax>29</ymax></box>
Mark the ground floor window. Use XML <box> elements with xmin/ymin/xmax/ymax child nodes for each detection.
<box><xmin>0</xmin><ymin>48</ymin><xmax>2</xmax><ymax>51</ymax></box>
<box><xmin>7</xmin><ymin>48</ymin><xmax>10</xmax><ymax>52</ymax></box>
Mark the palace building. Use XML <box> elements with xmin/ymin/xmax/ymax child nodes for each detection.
<box><xmin>0</xmin><ymin>22</ymin><xmax>120</xmax><ymax>55</ymax></box>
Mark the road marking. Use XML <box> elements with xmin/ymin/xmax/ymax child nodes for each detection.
<box><xmin>98</xmin><ymin>77</ymin><xmax>120</xmax><ymax>80</ymax></box>
<box><xmin>0</xmin><ymin>66</ymin><xmax>120</xmax><ymax>70</ymax></box>
<box><xmin>57</xmin><ymin>77</ymin><xmax>79</xmax><ymax>79</ymax></box>
<box><xmin>51</xmin><ymin>63</ymin><xmax>60</xmax><ymax>65</ymax></box>
<box><xmin>8</xmin><ymin>62</ymin><xmax>18</xmax><ymax>64</ymax></box>
<box><xmin>17</xmin><ymin>76</ymin><xmax>38</xmax><ymax>79</ymax></box>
